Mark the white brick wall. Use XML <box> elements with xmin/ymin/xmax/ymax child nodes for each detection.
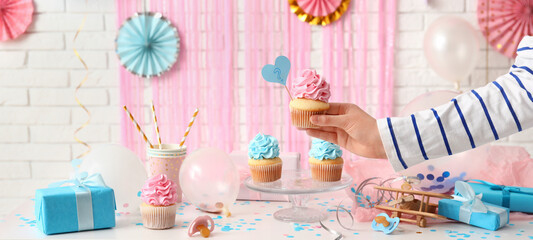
<box><xmin>0</xmin><ymin>0</ymin><xmax>532</xmax><ymax>217</ymax></box>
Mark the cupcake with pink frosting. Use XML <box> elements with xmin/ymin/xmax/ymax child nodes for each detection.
<box><xmin>140</xmin><ymin>174</ymin><xmax>178</xmax><ymax>229</ymax></box>
<box><xmin>289</xmin><ymin>69</ymin><xmax>331</xmax><ymax>128</ymax></box>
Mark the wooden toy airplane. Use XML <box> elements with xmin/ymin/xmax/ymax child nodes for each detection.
<box><xmin>373</xmin><ymin>182</ymin><xmax>452</xmax><ymax>228</ymax></box>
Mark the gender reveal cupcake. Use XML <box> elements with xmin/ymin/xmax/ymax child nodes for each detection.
<box><xmin>248</xmin><ymin>133</ymin><xmax>282</xmax><ymax>182</ymax></box>
<box><xmin>290</xmin><ymin>69</ymin><xmax>331</xmax><ymax>128</ymax></box>
<box><xmin>140</xmin><ymin>174</ymin><xmax>178</xmax><ymax>229</ymax></box>
<box><xmin>309</xmin><ymin>138</ymin><xmax>344</xmax><ymax>182</ymax></box>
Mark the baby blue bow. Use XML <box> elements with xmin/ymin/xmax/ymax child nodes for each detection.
<box><xmin>49</xmin><ymin>172</ymin><xmax>107</xmax><ymax>189</ymax></box>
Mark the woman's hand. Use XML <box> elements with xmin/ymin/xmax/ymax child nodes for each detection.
<box><xmin>306</xmin><ymin>103</ymin><xmax>387</xmax><ymax>159</ymax></box>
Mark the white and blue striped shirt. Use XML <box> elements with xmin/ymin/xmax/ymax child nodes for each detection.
<box><xmin>378</xmin><ymin>36</ymin><xmax>533</xmax><ymax>172</ymax></box>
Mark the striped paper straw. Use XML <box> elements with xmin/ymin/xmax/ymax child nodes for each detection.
<box><xmin>150</xmin><ymin>101</ymin><xmax>162</xmax><ymax>149</ymax></box>
<box><xmin>123</xmin><ymin>105</ymin><xmax>154</xmax><ymax>148</ymax></box>
<box><xmin>179</xmin><ymin>108</ymin><xmax>199</xmax><ymax>147</ymax></box>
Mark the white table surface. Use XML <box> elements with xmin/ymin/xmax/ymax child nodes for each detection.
<box><xmin>1</xmin><ymin>190</ymin><xmax>532</xmax><ymax>240</ymax></box>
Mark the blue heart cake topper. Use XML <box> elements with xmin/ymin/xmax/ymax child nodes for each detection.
<box><xmin>262</xmin><ymin>56</ymin><xmax>291</xmax><ymax>86</ymax></box>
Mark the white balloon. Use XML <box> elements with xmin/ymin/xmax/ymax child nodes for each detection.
<box><xmin>80</xmin><ymin>144</ymin><xmax>147</xmax><ymax>213</ymax></box>
<box><xmin>179</xmin><ymin>148</ymin><xmax>239</xmax><ymax>213</ymax></box>
<box><xmin>424</xmin><ymin>16</ymin><xmax>480</xmax><ymax>84</ymax></box>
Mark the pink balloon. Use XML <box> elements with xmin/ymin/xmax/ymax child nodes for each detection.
<box><xmin>400</xmin><ymin>90</ymin><xmax>460</xmax><ymax>117</ymax></box>
<box><xmin>399</xmin><ymin>90</ymin><xmax>491</xmax><ymax>193</ymax></box>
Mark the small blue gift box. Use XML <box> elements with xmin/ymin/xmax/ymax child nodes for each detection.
<box><xmin>456</xmin><ymin>180</ymin><xmax>533</xmax><ymax>213</ymax></box>
<box><xmin>35</xmin><ymin>173</ymin><xmax>116</xmax><ymax>235</ymax></box>
<box><xmin>438</xmin><ymin>181</ymin><xmax>509</xmax><ymax>231</ymax></box>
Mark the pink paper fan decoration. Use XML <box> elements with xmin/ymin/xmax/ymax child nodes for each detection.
<box><xmin>296</xmin><ymin>0</ymin><xmax>342</xmax><ymax>17</ymax></box>
<box><xmin>0</xmin><ymin>0</ymin><xmax>34</xmax><ymax>41</ymax></box>
<box><xmin>478</xmin><ymin>0</ymin><xmax>533</xmax><ymax>58</ymax></box>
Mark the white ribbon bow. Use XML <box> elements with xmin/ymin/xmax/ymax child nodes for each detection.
<box><xmin>453</xmin><ymin>181</ymin><xmax>488</xmax><ymax>223</ymax></box>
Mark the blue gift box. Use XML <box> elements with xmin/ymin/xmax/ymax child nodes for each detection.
<box><xmin>35</xmin><ymin>174</ymin><xmax>116</xmax><ymax>235</ymax></box>
<box><xmin>457</xmin><ymin>180</ymin><xmax>533</xmax><ymax>213</ymax></box>
<box><xmin>438</xmin><ymin>198</ymin><xmax>509</xmax><ymax>231</ymax></box>
<box><xmin>438</xmin><ymin>181</ymin><xmax>509</xmax><ymax>231</ymax></box>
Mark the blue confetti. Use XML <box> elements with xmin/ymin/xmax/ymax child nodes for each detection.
<box><xmin>254</xmin><ymin>219</ymin><xmax>262</xmax><ymax>221</ymax></box>
<box><xmin>430</xmin><ymin>229</ymin><xmax>437</xmax><ymax>232</ymax></box>
<box><xmin>15</xmin><ymin>214</ymin><xmax>21</xmax><ymax>216</ymax></box>
<box><xmin>136</xmin><ymin>223</ymin><xmax>143</xmax><ymax>225</ymax></box>
<box><xmin>214</xmin><ymin>216</ymin><xmax>223</xmax><ymax>219</ymax></box>
<box><xmin>294</xmin><ymin>227</ymin><xmax>304</xmax><ymax>231</ymax></box>
<box><xmin>353</xmin><ymin>232</ymin><xmax>359</xmax><ymax>235</ymax></box>
<box><xmin>509</xmin><ymin>223</ymin><xmax>515</xmax><ymax>226</ymax></box>
<box><xmin>246</xmin><ymin>228</ymin><xmax>256</xmax><ymax>231</ymax></box>
<box><xmin>316</xmin><ymin>234</ymin><xmax>321</xmax><ymax>236</ymax></box>
<box><xmin>286</xmin><ymin>236</ymin><xmax>294</xmax><ymax>238</ymax></box>
<box><xmin>221</xmin><ymin>226</ymin><xmax>233</xmax><ymax>232</ymax></box>
<box><xmin>137</xmin><ymin>191</ymin><xmax>141</xmax><ymax>197</ymax></box>
<box><xmin>250</xmin><ymin>223</ymin><xmax>256</xmax><ymax>225</ymax></box>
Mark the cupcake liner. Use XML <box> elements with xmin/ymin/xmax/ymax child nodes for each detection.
<box><xmin>310</xmin><ymin>162</ymin><xmax>343</xmax><ymax>182</ymax></box>
<box><xmin>249</xmin><ymin>162</ymin><xmax>282</xmax><ymax>182</ymax></box>
<box><xmin>290</xmin><ymin>108</ymin><xmax>327</xmax><ymax>129</ymax></box>
<box><xmin>140</xmin><ymin>204</ymin><xmax>177</xmax><ymax>229</ymax></box>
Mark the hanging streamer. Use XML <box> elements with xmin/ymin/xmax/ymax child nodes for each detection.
<box><xmin>73</xmin><ymin>14</ymin><xmax>91</xmax><ymax>159</ymax></box>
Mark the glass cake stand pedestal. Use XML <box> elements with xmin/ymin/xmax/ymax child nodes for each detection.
<box><xmin>244</xmin><ymin>169</ymin><xmax>353</xmax><ymax>223</ymax></box>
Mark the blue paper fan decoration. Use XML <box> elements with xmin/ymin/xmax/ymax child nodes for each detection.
<box><xmin>116</xmin><ymin>12</ymin><xmax>179</xmax><ymax>78</ymax></box>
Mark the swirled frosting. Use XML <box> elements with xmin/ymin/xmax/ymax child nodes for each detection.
<box><xmin>309</xmin><ymin>138</ymin><xmax>342</xmax><ymax>160</ymax></box>
<box><xmin>248</xmin><ymin>133</ymin><xmax>280</xmax><ymax>159</ymax></box>
<box><xmin>292</xmin><ymin>69</ymin><xmax>331</xmax><ymax>103</ymax></box>
<box><xmin>141</xmin><ymin>174</ymin><xmax>178</xmax><ymax>206</ymax></box>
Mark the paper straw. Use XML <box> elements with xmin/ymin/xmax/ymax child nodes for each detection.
<box><xmin>179</xmin><ymin>108</ymin><xmax>199</xmax><ymax>147</ymax></box>
<box><xmin>123</xmin><ymin>105</ymin><xmax>154</xmax><ymax>148</ymax></box>
<box><xmin>150</xmin><ymin>101</ymin><xmax>162</xmax><ymax>149</ymax></box>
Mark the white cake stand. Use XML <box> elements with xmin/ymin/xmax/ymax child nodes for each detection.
<box><xmin>244</xmin><ymin>169</ymin><xmax>353</xmax><ymax>223</ymax></box>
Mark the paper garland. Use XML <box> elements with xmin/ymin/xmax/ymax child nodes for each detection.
<box><xmin>0</xmin><ymin>0</ymin><xmax>33</xmax><ymax>41</ymax></box>
<box><xmin>115</xmin><ymin>12</ymin><xmax>180</xmax><ymax>78</ymax></box>
<box><xmin>478</xmin><ymin>0</ymin><xmax>533</xmax><ymax>58</ymax></box>
<box><xmin>289</xmin><ymin>0</ymin><xmax>351</xmax><ymax>26</ymax></box>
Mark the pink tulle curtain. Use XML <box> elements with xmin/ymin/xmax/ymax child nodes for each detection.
<box><xmin>243</xmin><ymin>1</ymin><xmax>312</xmax><ymax>168</ymax></box>
<box><xmin>117</xmin><ymin>0</ymin><xmax>235</xmax><ymax>160</ymax></box>
<box><xmin>322</xmin><ymin>0</ymin><xmax>396</xmax><ymax>116</ymax></box>
<box><xmin>321</xmin><ymin>0</ymin><xmax>396</xmax><ymax>161</ymax></box>
<box><xmin>117</xmin><ymin>0</ymin><xmax>396</xmax><ymax>165</ymax></box>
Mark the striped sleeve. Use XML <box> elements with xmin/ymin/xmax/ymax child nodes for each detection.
<box><xmin>378</xmin><ymin>36</ymin><xmax>533</xmax><ymax>172</ymax></box>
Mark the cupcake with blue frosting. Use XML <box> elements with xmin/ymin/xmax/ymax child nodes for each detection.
<box><xmin>248</xmin><ymin>133</ymin><xmax>282</xmax><ymax>182</ymax></box>
<box><xmin>309</xmin><ymin>138</ymin><xmax>344</xmax><ymax>182</ymax></box>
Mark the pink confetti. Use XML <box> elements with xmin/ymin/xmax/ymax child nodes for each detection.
<box><xmin>123</xmin><ymin>203</ymin><xmax>129</xmax><ymax>208</ymax></box>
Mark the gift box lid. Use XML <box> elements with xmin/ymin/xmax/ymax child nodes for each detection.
<box><xmin>35</xmin><ymin>186</ymin><xmax>116</xmax><ymax>235</ymax></box>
